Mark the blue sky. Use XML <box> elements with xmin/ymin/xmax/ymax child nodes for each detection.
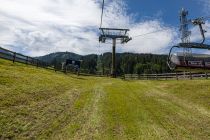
<box><xmin>125</xmin><ymin>0</ymin><xmax>204</xmax><ymax>26</ymax></box>
<box><xmin>0</xmin><ymin>0</ymin><xmax>209</xmax><ymax>56</ymax></box>
<box><xmin>124</xmin><ymin>0</ymin><xmax>210</xmax><ymax>45</ymax></box>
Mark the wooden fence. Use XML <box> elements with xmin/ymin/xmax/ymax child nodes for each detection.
<box><xmin>0</xmin><ymin>46</ymin><xmax>57</xmax><ymax>71</ymax></box>
<box><xmin>124</xmin><ymin>72</ymin><xmax>210</xmax><ymax>80</ymax></box>
<box><xmin>0</xmin><ymin>47</ymin><xmax>101</xmax><ymax>75</ymax></box>
<box><xmin>2</xmin><ymin>46</ymin><xmax>210</xmax><ymax>80</ymax></box>
<box><xmin>0</xmin><ymin>46</ymin><xmax>90</xmax><ymax>74</ymax></box>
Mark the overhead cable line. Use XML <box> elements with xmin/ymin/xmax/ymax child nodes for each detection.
<box><xmin>66</xmin><ymin>16</ymin><xmax>210</xmax><ymax>42</ymax></box>
<box><xmin>132</xmin><ymin>28</ymin><xmax>171</xmax><ymax>39</ymax></box>
<box><xmin>100</xmin><ymin>0</ymin><xmax>105</xmax><ymax>28</ymax></box>
<box><xmin>201</xmin><ymin>16</ymin><xmax>210</xmax><ymax>20</ymax></box>
<box><xmin>131</xmin><ymin>15</ymin><xmax>210</xmax><ymax>39</ymax></box>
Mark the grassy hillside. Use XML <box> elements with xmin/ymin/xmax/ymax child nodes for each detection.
<box><xmin>0</xmin><ymin>59</ymin><xmax>209</xmax><ymax>139</ymax></box>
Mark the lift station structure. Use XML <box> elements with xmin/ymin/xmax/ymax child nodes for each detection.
<box><xmin>99</xmin><ymin>28</ymin><xmax>132</xmax><ymax>78</ymax></box>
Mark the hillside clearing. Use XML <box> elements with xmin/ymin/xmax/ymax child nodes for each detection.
<box><xmin>0</xmin><ymin>59</ymin><xmax>209</xmax><ymax>139</ymax></box>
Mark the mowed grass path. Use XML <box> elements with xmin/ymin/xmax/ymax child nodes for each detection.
<box><xmin>0</xmin><ymin>59</ymin><xmax>209</xmax><ymax>139</ymax></box>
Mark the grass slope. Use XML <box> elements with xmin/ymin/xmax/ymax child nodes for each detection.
<box><xmin>0</xmin><ymin>59</ymin><xmax>209</xmax><ymax>139</ymax></box>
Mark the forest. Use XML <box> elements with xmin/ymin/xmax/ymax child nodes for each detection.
<box><xmin>38</xmin><ymin>52</ymin><xmax>171</xmax><ymax>75</ymax></box>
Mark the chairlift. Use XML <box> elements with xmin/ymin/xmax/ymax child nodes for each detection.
<box><xmin>167</xmin><ymin>10</ymin><xmax>210</xmax><ymax>71</ymax></box>
<box><xmin>167</xmin><ymin>43</ymin><xmax>210</xmax><ymax>71</ymax></box>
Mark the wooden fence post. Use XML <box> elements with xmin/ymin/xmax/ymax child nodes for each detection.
<box><xmin>156</xmin><ymin>74</ymin><xmax>158</xmax><ymax>80</ymax></box>
<box><xmin>176</xmin><ymin>72</ymin><xmax>178</xmax><ymax>80</ymax></box>
<box><xmin>26</xmin><ymin>56</ymin><xmax>29</xmax><ymax>65</ymax></box>
<box><xmin>190</xmin><ymin>72</ymin><xmax>192</xmax><ymax>80</ymax></box>
<box><xmin>13</xmin><ymin>52</ymin><xmax>16</xmax><ymax>63</ymax></box>
<box><xmin>65</xmin><ymin>66</ymin><xmax>67</xmax><ymax>74</ymax></box>
<box><xmin>205</xmin><ymin>72</ymin><xmax>208</xmax><ymax>79</ymax></box>
<box><xmin>36</xmin><ymin>60</ymin><xmax>39</xmax><ymax>68</ymax></box>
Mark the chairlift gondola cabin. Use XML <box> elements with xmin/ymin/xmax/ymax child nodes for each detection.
<box><xmin>167</xmin><ymin>8</ymin><xmax>210</xmax><ymax>72</ymax></box>
<box><xmin>167</xmin><ymin>43</ymin><xmax>210</xmax><ymax>71</ymax></box>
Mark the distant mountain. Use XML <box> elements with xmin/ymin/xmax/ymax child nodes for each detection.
<box><xmin>36</xmin><ymin>52</ymin><xmax>82</xmax><ymax>64</ymax></box>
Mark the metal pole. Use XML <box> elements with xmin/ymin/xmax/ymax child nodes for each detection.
<box><xmin>112</xmin><ymin>38</ymin><xmax>116</xmax><ymax>78</ymax></box>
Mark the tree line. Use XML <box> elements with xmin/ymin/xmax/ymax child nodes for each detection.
<box><xmin>38</xmin><ymin>52</ymin><xmax>172</xmax><ymax>75</ymax></box>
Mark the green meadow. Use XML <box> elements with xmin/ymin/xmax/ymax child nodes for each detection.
<box><xmin>0</xmin><ymin>59</ymin><xmax>209</xmax><ymax>139</ymax></box>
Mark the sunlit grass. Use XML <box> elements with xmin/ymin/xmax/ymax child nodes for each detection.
<box><xmin>0</xmin><ymin>59</ymin><xmax>209</xmax><ymax>139</ymax></box>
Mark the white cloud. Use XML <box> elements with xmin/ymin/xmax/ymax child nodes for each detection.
<box><xmin>124</xmin><ymin>21</ymin><xmax>178</xmax><ymax>54</ymax></box>
<box><xmin>0</xmin><ymin>0</ymin><xmax>177</xmax><ymax>56</ymax></box>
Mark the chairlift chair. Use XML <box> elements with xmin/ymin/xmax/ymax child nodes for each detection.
<box><xmin>167</xmin><ymin>43</ymin><xmax>210</xmax><ymax>71</ymax></box>
<box><xmin>167</xmin><ymin>15</ymin><xmax>210</xmax><ymax>72</ymax></box>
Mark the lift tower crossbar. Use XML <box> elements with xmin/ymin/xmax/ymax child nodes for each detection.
<box><xmin>99</xmin><ymin>28</ymin><xmax>132</xmax><ymax>78</ymax></box>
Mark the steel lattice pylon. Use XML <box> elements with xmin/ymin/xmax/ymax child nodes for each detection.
<box><xmin>180</xmin><ymin>8</ymin><xmax>192</xmax><ymax>61</ymax></box>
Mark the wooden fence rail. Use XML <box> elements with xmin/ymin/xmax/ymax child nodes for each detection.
<box><xmin>2</xmin><ymin>46</ymin><xmax>210</xmax><ymax>79</ymax></box>
<box><xmin>0</xmin><ymin>46</ymin><xmax>60</xmax><ymax>72</ymax></box>
<box><xmin>0</xmin><ymin>46</ymin><xmax>96</xmax><ymax>75</ymax></box>
<box><xmin>124</xmin><ymin>72</ymin><xmax>210</xmax><ymax>80</ymax></box>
